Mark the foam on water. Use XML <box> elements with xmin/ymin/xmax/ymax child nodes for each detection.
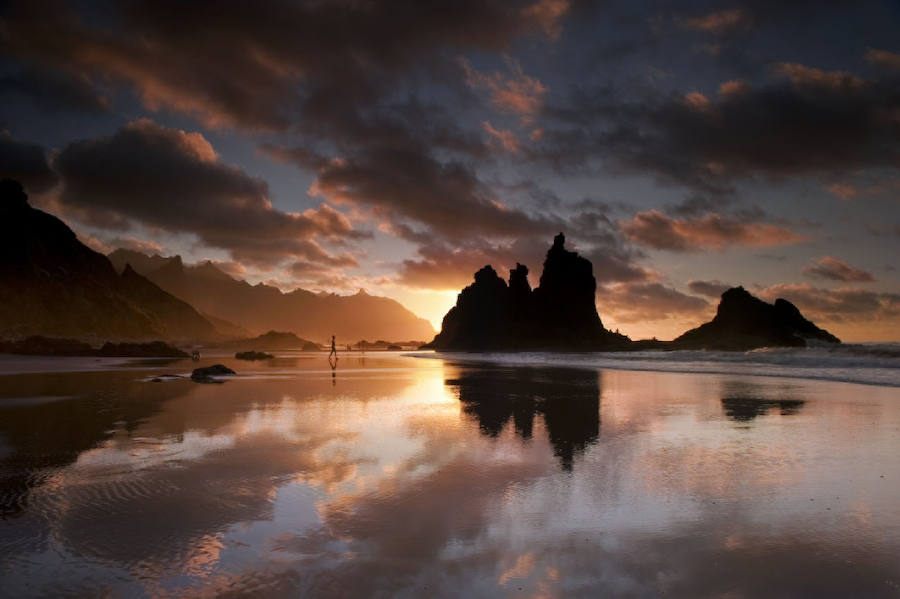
<box><xmin>409</xmin><ymin>343</ymin><xmax>900</xmax><ymax>388</ymax></box>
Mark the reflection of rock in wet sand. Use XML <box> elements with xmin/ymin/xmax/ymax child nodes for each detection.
<box><xmin>445</xmin><ymin>366</ymin><xmax>600</xmax><ymax>471</ymax></box>
<box><xmin>721</xmin><ymin>397</ymin><xmax>806</xmax><ymax>421</ymax></box>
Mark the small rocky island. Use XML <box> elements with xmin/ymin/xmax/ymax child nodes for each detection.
<box><xmin>673</xmin><ymin>286</ymin><xmax>840</xmax><ymax>350</ymax></box>
<box><xmin>424</xmin><ymin>233</ymin><xmax>629</xmax><ymax>350</ymax></box>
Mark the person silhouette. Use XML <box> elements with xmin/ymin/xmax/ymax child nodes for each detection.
<box><xmin>329</xmin><ymin>335</ymin><xmax>337</xmax><ymax>360</ymax></box>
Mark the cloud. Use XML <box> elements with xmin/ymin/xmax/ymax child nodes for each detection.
<box><xmin>0</xmin><ymin>131</ymin><xmax>58</xmax><ymax>193</ymax></box>
<box><xmin>757</xmin><ymin>283</ymin><xmax>900</xmax><ymax>322</ymax></box>
<box><xmin>482</xmin><ymin>121</ymin><xmax>521</xmax><ymax>153</ymax></box>
<box><xmin>679</xmin><ymin>9</ymin><xmax>751</xmax><ymax>34</ymax></box>
<box><xmin>52</xmin><ymin>119</ymin><xmax>364</xmax><ymax>265</ymax></box>
<box><xmin>598</xmin><ymin>282</ymin><xmax>710</xmax><ymax>324</ymax></box>
<box><xmin>536</xmin><ymin>60</ymin><xmax>900</xmax><ymax>194</ymax></box>
<box><xmin>521</xmin><ymin>0</ymin><xmax>570</xmax><ymax>39</ymax></box>
<box><xmin>866</xmin><ymin>48</ymin><xmax>900</xmax><ymax>70</ymax></box>
<box><xmin>396</xmin><ymin>243</ymin><xmax>523</xmax><ymax>290</ymax></box>
<box><xmin>772</xmin><ymin>62</ymin><xmax>865</xmax><ymax>90</ymax></box>
<box><xmin>803</xmin><ymin>256</ymin><xmax>875</xmax><ymax>282</ymax></box>
<box><xmin>687</xmin><ymin>279</ymin><xmax>733</xmax><ymax>298</ymax></box>
<box><xmin>3</xmin><ymin>0</ymin><xmax>566</xmax><ymax>130</ymax></box>
<box><xmin>276</xmin><ymin>142</ymin><xmax>556</xmax><ymax>241</ymax></box>
<box><xmin>0</xmin><ymin>67</ymin><xmax>110</xmax><ymax>114</ymax></box>
<box><xmin>462</xmin><ymin>58</ymin><xmax>547</xmax><ymax>123</ymax></box>
<box><xmin>620</xmin><ymin>210</ymin><xmax>803</xmax><ymax>251</ymax></box>
<box><xmin>718</xmin><ymin>79</ymin><xmax>750</xmax><ymax>96</ymax></box>
<box><xmin>824</xmin><ymin>183</ymin><xmax>858</xmax><ymax>200</ymax></box>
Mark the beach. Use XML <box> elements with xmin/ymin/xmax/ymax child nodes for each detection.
<box><xmin>1</xmin><ymin>350</ymin><xmax>899</xmax><ymax>597</ymax></box>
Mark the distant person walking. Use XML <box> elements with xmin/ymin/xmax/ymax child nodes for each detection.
<box><xmin>329</xmin><ymin>335</ymin><xmax>337</xmax><ymax>360</ymax></box>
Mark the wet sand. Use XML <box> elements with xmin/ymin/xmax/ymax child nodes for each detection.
<box><xmin>1</xmin><ymin>352</ymin><xmax>899</xmax><ymax>597</ymax></box>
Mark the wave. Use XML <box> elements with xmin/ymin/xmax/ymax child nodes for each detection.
<box><xmin>407</xmin><ymin>343</ymin><xmax>900</xmax><ymax>388</ymax></box>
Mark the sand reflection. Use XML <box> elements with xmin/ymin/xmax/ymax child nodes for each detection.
<box><xmin>0</xmin><ymin>356</ymin><xmax>898</xmax><ymax>597</ymax></box>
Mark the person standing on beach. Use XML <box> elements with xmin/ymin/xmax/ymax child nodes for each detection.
<box><xmin>329</xmin><ymin>335</ymin><xmax>337</xmax><ymax>359</ymax></box>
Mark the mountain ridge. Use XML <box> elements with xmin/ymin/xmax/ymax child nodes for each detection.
<box><xmin>108</xmin><ymin>249</ymin><xmax>435</xmax><ymax>342</ymax></box>
<box><xmin>0</xmin><ymin>179</ymin><xmax>219</xmax><ymax>342</ymax></box>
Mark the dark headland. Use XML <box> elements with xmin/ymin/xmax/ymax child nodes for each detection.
<box><xmin>425</xmin><ymin>233</ymin><xmax>840</xmax><ymax>352</ymax></box>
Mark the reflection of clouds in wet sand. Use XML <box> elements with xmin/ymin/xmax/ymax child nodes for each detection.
<box><xmin>2</xmin><ymin>359</ymin><xmax>900</xmax><ymax>597</ymax></box>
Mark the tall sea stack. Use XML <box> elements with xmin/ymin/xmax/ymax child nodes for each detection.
<box><xmin>425</xmin><ymin>233</ymin><xmax>629</xmax><ymax>350</ymax></box>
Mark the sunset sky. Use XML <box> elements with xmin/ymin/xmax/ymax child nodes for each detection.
<box><xmin>1</xmin><ymin>0</ymin><xmax>899</xmax><ymax>341</ymax></box>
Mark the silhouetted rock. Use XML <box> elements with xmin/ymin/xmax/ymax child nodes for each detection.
<box><xmin>674</xmin><ymin>286</ymin><xmax>840</xmax><ymax>350</ymax></box>
<box><xmin>425</xmin><ymin>233</ymin><xmax>630</xmax><ymax>350</ymax></box>
<box><xmin>220</xmin><ymin>330</ymin><xmax>315</xmax><ymax>350</ymax></box>
<box><xmin>96</xmin><ymin>341</ymin><xmax>188</xmax><ymax>357</ymax></box>
<box><xmin>0</xmin><ymin>336</ymin><xmax>95</xmax><ymax>356</ymax></box>
<box><xmin>0</xmin><ymin>180</ymin><xmax>218</xmax><ymax>342</ymax></box>
<box><xmin>191</xmin><ymin>364</ymin><xmax>236</xmax><ymax>383</ymax></box>
<box><xmin>0</xmin><ymin>336</ymin><xmax>189</xmax><ymax>357</ymax></box>
<box><xmin>234</xmin><ymin>350</ymin><xmax>273</xmax><ymax>360</ymax></box>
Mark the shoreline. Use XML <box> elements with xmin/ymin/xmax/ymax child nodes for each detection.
<box><xmin>407</xmin><ymin>346</ymin><xmax>900</xmax><ymax>389</ymax></box>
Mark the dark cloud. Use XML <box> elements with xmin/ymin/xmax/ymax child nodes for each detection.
<box><xmin>0</xmin><ymin>66</ymin><xmax>110</xmax><ymax>114</ymax></box>
<box><xmin>687</xmin><ymin>279</ymin><xmax>733</xmax><ymax>298</ymax></box>
<box><xmin>620</xmin><ymin>209</ymin><xmax>803</xmax><ymax>251</ymax></box>
<box><xmin>536</xmin><ymin>63</ymin><xmax>900</xmax><ymax>194</ymax></box>
<box><xmin>866</xmin><ymin>48</ymin><xmax>900</xmax><ymax>70</ymax></box>
<box><xmin>53</xmin><ymin>119</ymin><xmax>365</xmax><ymax>265</ymax></box>
<box><xmin>803</xmin><ymin>256</ymin><xmax>875</xmax><ymax>283</ymax></box>
<box><xmin>758</xmin><ymin>283</ymin><xmax>900</xmax><ymax>322</ymax></box>
<box><xmin>2</xmin><ymin>0</ymin><xmax>568</xmax><ymax>130</ymax></box>
<box><xmin>677</xmin><ymin>8</ymin><xmax>752</xmax><ymax>34</ymax></box>
<box><xmin>2</xmin><ymin>0</ymin><xmax>576</xmax><ymax>255</ymax></box>
<box><xmin>281</xmin><ymin>142</ymin><xmax>558</xmax><ymax>240</ymax></box>
<box><xmin>0</xmin><ymin>131</ymin><xmax>58</xmax><ymax>193</ymax></box>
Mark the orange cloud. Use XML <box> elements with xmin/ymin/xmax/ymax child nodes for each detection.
<box><xmin>773</xmin><ymin>62</ymin><xmax>865</xmax><ymax>89</ymax></box>
<box><xmin>803</xmin><ymin>256</ymin><xmax>875</xmax><ymax>283</ymax></box>
<box><xmin>462</xmin><ymin>58</ymin><xmax>547</xmax><ymax>123</ymax></box>
<box><xmin>680</xmin><ymin>9</ymin><xmax>750</xmax><ymax>33</ymax></box>
<box><xmin>825</xmin><ymin>183</ymin><xmax>858</xmax><ymax>200</ymax></box>
<box><xmin>865</xmin><ymin>48</ymin><xmax>900</xmax><ymax>70</ymax></box>
<box><xmin>718</xmin><ymin>79</ymin><xmax>749</xmax><ymax>96</ymax></box>
<box><xmin>683</xmin><ymin>92</ymin><xmax>710</xmax><ymax>110</ymax></box>
<box><xmin>620</xmin><ymin>210</ymin><xmax>804</xmax><ymax>251</ymax></box>
<box><xmin>521</xmin><ymin>0</ymin><xmax>570</xmax><ymax>39</ymax></box>
<box><xmin>482</xmin><ymin>121</ymin><xmax>521</xmax><ymax>152</ymax></box>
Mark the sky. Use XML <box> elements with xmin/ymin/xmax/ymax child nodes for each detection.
<box><xmin>1</xmin><ymin>0</ymin><xmax>899</xmax><ymax>341</ymax></box>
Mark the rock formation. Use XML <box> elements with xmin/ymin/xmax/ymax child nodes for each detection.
<box><xmin>0</xmin><ymin>179</ymin><xmax>219</xmax><ymax>342</ymax></box>
<box><xmin>190</xmin><ymin>364</ymin><xmax>236</xmax><ymax>383</ymax></box>
<box><xmin>0</xmin><ymin>336</ymin><xmax>188</xmax><ymax>357</ymax></box>
<box><xmin>234</xmin><ymin>350</ymin><xmax>273</xmax><ymax>360</ymax></box>
<box><xmin>425</xmin><ymin>233</ymin><xmax>629</xmax><ymax>350</ymax></box>
<box><xmin>219</xmin><ymin>330</ymin><xmax>316</xmax><ymax>350</ymax></box>
<box><xmin>673</xmin><ymin>286</ymin><xmax>840</xmax><ymax>350</ymax></box>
